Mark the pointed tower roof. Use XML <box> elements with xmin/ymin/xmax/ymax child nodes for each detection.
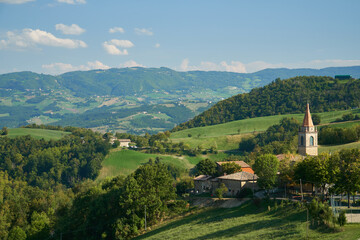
<box><xmin>302</xmin><ymin>103</ymin><xmax>314</xmax><ymax>127</ymax></box>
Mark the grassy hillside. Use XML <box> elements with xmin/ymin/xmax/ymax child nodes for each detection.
<box><xmin>171</xmin><ymin>109</ymin><xmax>360</xmax><ymax>150</ymax></box>
<box><xmin>135</xmin><ymin>200</ymin><xmax>360</xmax><ymax>240</ymax></box>
<box><xmin>7</xmin><ymin>128</ymin><xmax>71</xmax><ymax>140</ymax></box>
<box><xmin>173</xmin><ymin>76</ymin><xmax>360</xmax><ymax>131</ymax></box>
<box><xmin>98</xmin><ymin>149</ymin><xmax>194</xmax><ymax>180</ymax></box>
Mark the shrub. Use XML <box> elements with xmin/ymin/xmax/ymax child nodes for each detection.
<box><xmin>215</xmin><ymin>183</ymin><xmax>228</xmax><ymax>199</ymax></box>
<box><xmin>338</xmin><ymin>211</ymin><xmax>347</xmax><ymax>227</ymax></box>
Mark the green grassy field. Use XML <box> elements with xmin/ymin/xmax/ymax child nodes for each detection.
<box><xmin>97</xmin><ymin>149</ymin><xmax>195</xmax><ymax>180</ymax></box>
<box><xmin>170</xmin><ymin>109</ymin><xmax>360</xmax><ymax>151</ymax></box>
<box><xmin>319</xmin><ymin>141</ymin><xmax>360</xmax><ymax>154</ymax></box>
<box><xmin>135</xmin><ymin>200</ymin><xmax>360</xmax><ymax>240</ymax></box>
<box><xmin>7</xmin><ymin>128</ymin><xmax>71</xmax><ymax>140</ymax></box>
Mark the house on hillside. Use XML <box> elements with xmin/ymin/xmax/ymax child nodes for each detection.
<box><xmin>194</xmin><ymin>175</ymin><xmax>212</xmax><ymax>194</ymax></box>
<box><xmin>193</xmin><ymin>161</ymin><xmax>258</xmax><ymax>196</ymax></box>
<box><xmin>211</xmin><ymin>171</ymin><xmax>258</xmax><ymax>197</ymax></box>
<box><xmin>118</xmin><ymin>139</ymin><xmax>132</xmax><ymax>147</ymax></box>
<box><xmin>110</xmin><ymin>137</ymin><xmax>132</xmax><ymax>147</ymax></box>
<box><xmin>216</xmin><ymin>161</ymin><xmax>254</xmax><ymax>174</ymax></box>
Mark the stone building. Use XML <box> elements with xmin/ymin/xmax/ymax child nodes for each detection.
<box><xmin>298</xmin><ymin>103</ymin><xmax>318</xmax><ymax>156</ymax></box>
<box><xmin>211</xmin><ymin>171</ymin><xmax>258</xmax><ymax>197</ymax></box>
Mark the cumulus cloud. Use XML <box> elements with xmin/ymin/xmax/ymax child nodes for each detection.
<box><xmin>134</xmin><ymin>28</ymin><xmax>153</xmax><ymax>36</ymax></box>
<box><xmin>180</xmin><ymin>59</ymin><xmax>247</xmax><ymax>73</ymax></box>
<box><xmin>119</xmin><ymin>60</ymin><xmax>145</xmax><ymax>68</ymax></box>
<box><xmin>57</xmin><ymin>0</ymin><xmax>86</xmax><ymax>4</ymax></box>
<box><xmin>42</xmin><ymin>60</ymin><xmax>109</xmax><ymax>74</ymax></box>
<box><xmin>109</xmin><ymin>27</ymin><xmax>124</xmax><ymax>34</ymax></box>
<box><xmin>103</xmin><ymin>39</ymin><xmax>134</xmax><ymax>55</ymax></box>
<box><xmin>0</xmin><ymin>28</ymin><xmax>87</xmax><ymax>50</ymax></box>
<box><xmin>55</xmin><ymin>24</ymin><xmax>85</xmax><ymax>35</ymax></box>
<box><xmin>155</xmin><ymin>43</ymin><xmax>160</xmax><ymax>48</ymax></box>
<box><xmin>0</xmin><ymin>0</ymin><xmax>34</xmax><ymax>4</ymax></box>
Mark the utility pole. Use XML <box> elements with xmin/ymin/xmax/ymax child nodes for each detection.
<box><xmin>145</xmin><ymin>205</ymin><xmax>147</xmax><ymax>231</ymax></box>
<box><xmin>300</xmin><ymin>179</ymin><xmax>304</xmax><ymax>201</ymax></box>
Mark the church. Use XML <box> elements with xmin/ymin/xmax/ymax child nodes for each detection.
<box><xmin>298</xmin><ymin>103</ymin><xmax>318</xmax><ymax>156</ymax></box>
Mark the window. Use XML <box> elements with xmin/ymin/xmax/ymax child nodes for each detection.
<box><xmin>310</xmin><ymin>136</ymin><xmax>314</xmax><ymax>146</ymax></box>
<box><xmin>301</xmin><ymin>136</ymin><xmax>304</xmax><ymax>146</ymax></box>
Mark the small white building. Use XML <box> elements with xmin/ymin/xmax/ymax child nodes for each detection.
<box><xmin>118</xmin><ymin>139</ymin><xmax>131</xmax><ymax>147</ymax></box>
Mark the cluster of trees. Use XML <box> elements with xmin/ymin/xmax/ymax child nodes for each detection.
<box><xmin>239</xmin><ymin>117</ymin><xmax>300</xmax><ymax>155</ymax></box>
<box><xmin>194</xmin><ymin>159</ymin><xmax>242</xmax><ymax>177</ymax></box>
<box><xmin>334</xmin><ymin>112</ymin><xmax>360</xmax><ymax>122</ymax></box>
<box><xmin>286</xmin><ymin>149</ymin><xmax>360</xmax><ymax>208</ymax></box>
<box><xmin>0</xmin><ymin>127</ymin><xmax>110</xmax><ymax>189</ymax></box>
<box><xmin>173</xmin><ymin>76</ymin><xmax>360</xmax><ymax>131</ymax></box>
<box><xmin>55</xmin><ymin>159</ymin><xmax>186</xmax><ymax>240</ymax></box>
<box><xmin>0</xmin><ymin>159</ymin><xmax>185</xmax><ymax>240</ymax></box>
<box><xmin>319</xmin><ymin>125</ymin><xmax>360</xmax><ymax>145</ymax></box>
<box><xmin>0</xmin><ymin>171</ymin><xmax>73</xmax><ymax>240</ymax></box>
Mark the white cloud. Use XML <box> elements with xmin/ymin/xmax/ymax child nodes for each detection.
<box><xmin>155</xmin><ymin>43</ymin><xmax>160</xmax><ymax>48</ymax></box>
<box><xmin>57</xmin><ymin>0</ymin><xmax>86</xmax><ymax>4</ymax></box>
<box><xmin>134</xmin><ymin>28</ymin><xmax>153</xmax><ymax>36</ymax></box>
<box><xmin>180</xmin><ymin>59</ymin><xmax>246</xmax><ymax>73</ymax></box>
<box><xmin>109</xmin><ymin>27</ymin><xmax>125</xmax><ymax>34</ymax></box>
<box><xmin>0</xmin><ymin>0</ymin><xmax>34</xmax><ymax>4</ymax></box>
<box><xmin>0</xmin><ymin>28</ymin><xmax>87</xmax><ymax>50</ymax></box>
<box><xmin>119</xmin><ymin>60</ymin><xmax>145</xmax><ymax>68</ymax></box>
<box><xmin>108</xmin><ymin>39</ymin><xmax>134</xmax><ymax>48</ymax></box>
<box><xmin>42</xmin><ymin>60</ymin><xmax>109</xmax><ymax>74</ymax></box>
<box><xmin>55</xmin><ymin>24</ymin><xmax>85</xmax><ymax>35</ymax></box>
<box><xmin>103</xmin><ymin>39</ymin><xmax>134</xmax><ymax>55</ymax></box>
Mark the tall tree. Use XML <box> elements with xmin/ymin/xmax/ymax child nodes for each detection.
<box><xmin>253</xmin><ymin>154</ymin><xmax>279</xmax><ymax>191</ymax></box>
<box><xmin>194</xmin><ymin>159</ymin><xmax>217</xmax><ymax>176</ymax></box>
<box><xmin>330</xmin><ymin>149</ymin><xmax>360</xmax><ymax>208</ymax></box>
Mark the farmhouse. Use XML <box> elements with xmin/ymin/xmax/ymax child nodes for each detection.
<box><xmin>194</xmin><ymin>161</ymin><xmax>258</xmax><ymax>196</ymax></box>
<box><xmin>194</xmin><ymin>175</ymin><xmax>212</xmax><ymax>194</ymax></box>
<box><xmin>211</xmin><ymin>172</ymin><xmax>258</xmax><ymax>197</ymax></box>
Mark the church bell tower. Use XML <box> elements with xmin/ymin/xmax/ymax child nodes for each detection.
<box><xmin>298</xmin><ymin>103</ymin><xmax>318</xmax><ymax>156</ymax></box>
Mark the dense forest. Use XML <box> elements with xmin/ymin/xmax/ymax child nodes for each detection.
<box><xmin>0</xmin><ymin>126</ymin><xmax>110</xmax><ymax>189</ymax></box>
<box><xmin>173</xmin><ymin>76</ymin><xmax>360</xmax><ymax>131</ymax></box>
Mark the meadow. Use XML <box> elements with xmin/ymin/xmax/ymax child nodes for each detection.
<box><xmin>7</xmin><ymin>128</ymin><xmax>70</xmax><ymax>140</ymax></box>
<box><xmin>97</xmin><ymin>149</ymin><xmax>194</xmax><ymax>180</ymax></box>
<box><xmin>135</xmin><ymin>200</ymin><xmax>360</xmax><ymax>240</ymax></box>
<box><xmin>170</xmin><ymin>109</ymin><xmax>360</xmax><ymax>151</ymax></box>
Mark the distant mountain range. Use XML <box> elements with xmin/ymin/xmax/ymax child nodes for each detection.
<box><xmin>1</xmin><ymin>66</ymin><xmax>360</xmax><ymax>97</ymax></box>
<box><xmin>0</xmin><ymin>66</ymin><xmax>360</xmax><ymax>133</ymax></box>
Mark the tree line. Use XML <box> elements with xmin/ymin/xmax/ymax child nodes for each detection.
<box><xmin>0</xmin><ymin>126</ymin><xmax>110</xmax><ymax>189</ymax></box>
<box><xmin>173</xmin><ymin>76</ymin><xmax>360</xmax><ymax>131</ymax></box>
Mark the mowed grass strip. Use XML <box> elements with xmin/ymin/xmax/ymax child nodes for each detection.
<box><xmin>135</xmin><ymin>201</ymin><xmax>360</xmax><ymax>240</ymax></box>
<box><xmin>7</xmin><ymin>128</ymin><xmax>71</xmax><ymax>140</ymax></box>
<box><xmin>98</xmin><ymin>149</ymin><xmax>194</xmax><ymax>180</ymax></box>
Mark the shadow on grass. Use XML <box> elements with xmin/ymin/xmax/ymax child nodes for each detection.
<box><xmin>134</xmin><ymin>201</ymin><xmax>261</xmax><ymax>239</ymax></box>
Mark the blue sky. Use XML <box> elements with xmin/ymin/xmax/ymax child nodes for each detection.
<box><xmin>0</xmin><ymin>0</ymin><xmax>359</xmax><ymax>75</ymax></box>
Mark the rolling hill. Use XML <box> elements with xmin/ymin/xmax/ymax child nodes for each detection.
<box><xmin>1</xmin><ymin>66</ymin><xmax>360</xmax><ymax>133</ymax></box>
<box><xmin>173</xmin><ymin>75</ymin><xmax>360</xmax><ymax>131</ymax></box>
